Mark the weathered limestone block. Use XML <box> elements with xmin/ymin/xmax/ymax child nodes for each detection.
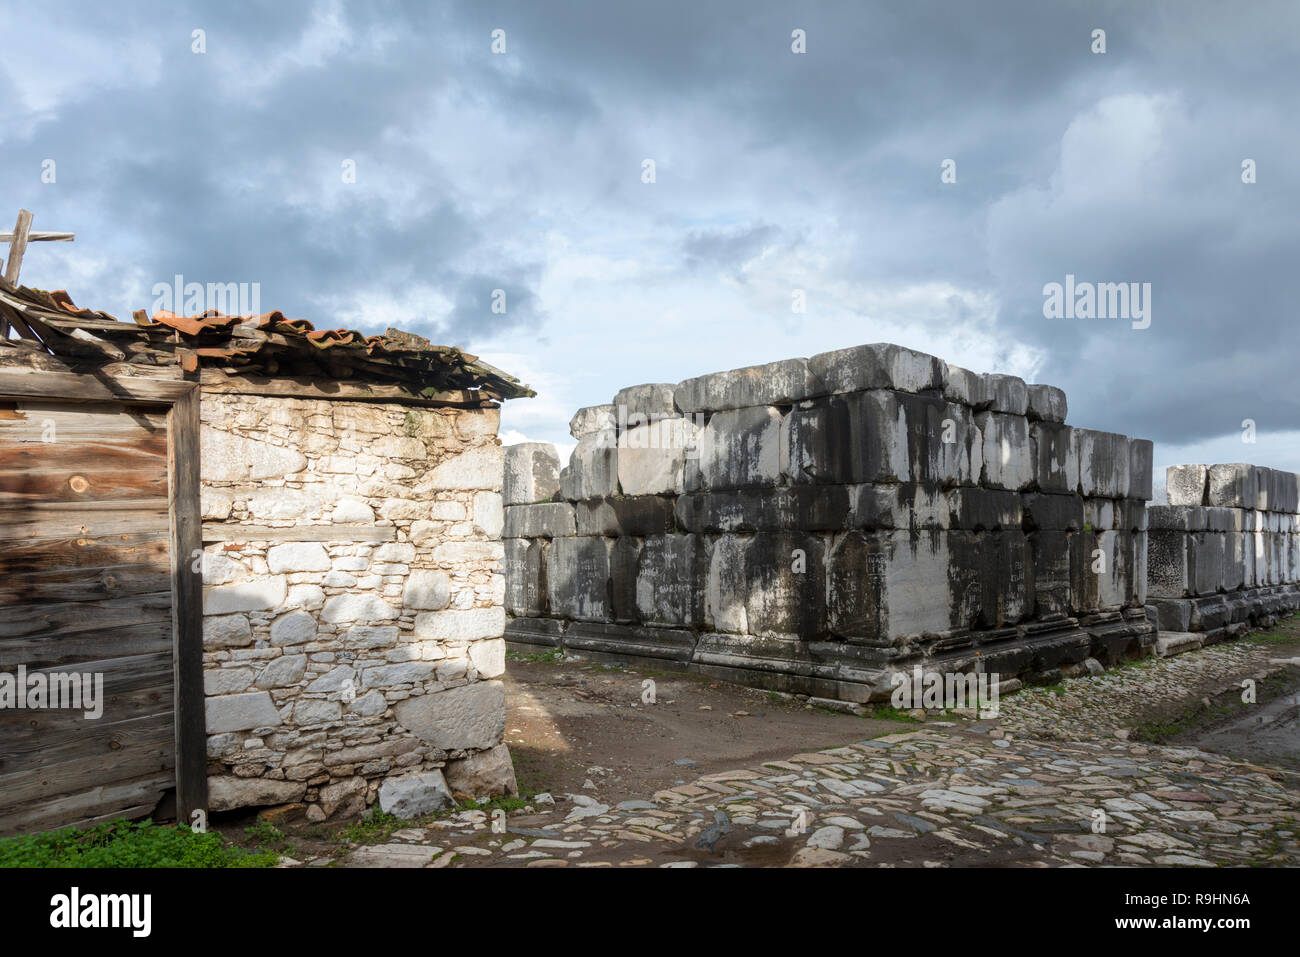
<box><xmin>1128</xmin><ymin>439</ymin><xmax>1154</xmax><ymax>501</ymax></box>
<box><xmin>853</xmin><ymin>484</ymin><xmax>948</xmax><ymax>530</ymax></box>
<box><xmin>321</xmin><ymin>594</ymin><xmax>397</xmax><ymax>624</ymax></box>
<box><xmin>318</xmin><ymin>777</ymin><xmax>368</xmax><ymax>819</ymax></box>
<box><xmin>947</xmin><ymin>530</ymin><xmax>1031</xmax><ymax>628</ymax></box>
<box><xmin>942</xmin><ymin>365</ymin><xmax>992</xmax><ymax>408</ymax></box>
<box><xmin>883</xmin><ymin>530</ymin><xmax>961</xmax><ymax>635</ymax></box>
<box><xmin>610</xmin><ymin>537</ymin><xmax>642</xmax><ymax>622</ymax></box>
<box><xmin>255</xmin><ymin>654</ymin><xmax>308</xmax><ymax>689</ymax></box>
<box><xmin>981</xmin><ymin>374</ymin><xmax>1029</xmax><ymax>415</ymax></box>
<box><xmin>896</xmin><ymin>394</ymin><xmax>980</xmax><ymax>486</ymax></box>
<box><xmin>808</xmin><ymin>343</ymin><xmax>946</xmax><ymax>395</ymax></box>
<box><xmin>612</xmin><ymin>382</ymin><xmax>677</xmax><ymax>420</ymax></box>
<box><xmin>618</xmin><ymin>417</ymin><xmax>700</xmax><ymax>495</ymax></box>
<box><xmin>576</xmin><ymin>495</ymin><xmax>676</xmax><ymax>537</ymax></box>
<box><xmin>1166</xmin><ymin>464</ymin><xmax>1207</xmax><ymax>506</ymax></box>
<box><xmin>692</xmin><ymin>405</ymin><xmax>782</xmax><ymax>491</ymax></box>
<box><xmin>413</xmin><ymin>607</ymin><xmax>505</xmax><ymax>641</ymax></box>
<box><xmin>783</xmin><ymin>392</ymin><xmax>909</xmax><ymax>486</ymax></box>
<box><xmin>947</xmin><ymin>488</ymin><xmax>1022</xmax><ymax>530</ymax></box>
<box><xmin>634</xmin><ymin>535</ymin><xmax>706</xmax><ymax>626</ymax></box>
<box><xmin>204</xmin><ymin>668</ymin><xmax>254</xmax><ymax>695</ymax></box>
<box><xmin>826</xmin><ymin>531</ymin><xmax>886</xmax><ymax>640</ymax></box>
<box><xmin>420</xmin><ymin>445</ymin><xmax>503</xmax><ymax>491</ymax></box>
<box><xmin>201</xmin><ymin>552</ymin><xmax>248</xmax><ymax>586</ymax></box>
<box><xmin>393</xmin><ymin>681</ymin><xmax>506</xmax><ymax>750</ymax></box>
<box><xmin>504</xmin><ymin>502</ymin><xmax>577</xmax><ymax>539</ymax></box>
<box><xmin>203</xmin><ymin>613</ymin><xmax>252</xmax><ymax>648</ymax></box>
<box><xmin>561</xmin><ymin>431</ymin><xmax>619</xmax><ymax>500</ymax></box>
<box><xmin>378</xmin><ymin>771</ymin><xmax>452</xmax><ymax>817</ymax></box>
<box><xmin>402</xmin><ymin>569</ymin><xmax>451</xmax><ymax>610</ymax></box>
<box><xmin>244</xmin><ymin>486</ymin><xmax>328</xmax><ymax>521</ymax></box>
<box><xmin>504</xmin><ymin>443</ymin><xmax>561</xmax><ymax>505</ymax></box>
<box><xmin>469</xmin><ymin>638</ymin><xmax>506</xmax><ymax>678</ymax></box>
<box><xmin>206</xmin><ymin>691</ymin><xmax>283</xmax><ymax>733</ymax></box>
<box><xmin>1030</xmin><ymin>530</ymin><xmax>1072</xmax><ymax>618</ymax></box>
<box><xmin>704</xmin><ymin>535</ymin><xmax>750</xmax><ymax>633</ymax></box>
<box><xmin>443</xmin><ymin>744</ymin><xmax>518</xmax><ymax>799</ymax></box>
<box><xmin>266</xmin><ymin>542</ymin><xmax>331</xmax><ymax>573</ymax></box>
<box><xmin>205</xmin><ymin>576</ymin><xmax>288</xmax><ymax>615</ymax></box>
<box><xmin>504</xmin><ymin>539</ymin><xmax>548</xmax><ymax>617</ymax></box>
<box><xmin>208</xmin><ymin>777</ymin><xmax>306</xmax><ymax>812</ymax></box>
<box><xmin>332</xmin><ymin>498</ymin><xmax>375</xmax><ymax>523</ymax></box>
<box><xmin>473</xmin><ymin>490</ymin><xmax>504</xmax><ymax>538</ymax></box>
<box><xmin>1190</xmin><ymin>532</ymin><xmax>1228</xmax><ymax>595</ymax></box>
<box><xmin>569</xmin><ymin>404</ymin><xmax>617</xmax><ymax>439</ymax></box>
<box><xmin>1031</xmin><ymin>422</ymin><xmax>1078</xmax><ymax>494</ymax></box>
<box><xmin>201</xmin><ymin>426</ymin><xmax>306</xmax><ymax>481</ymax></box>
<box><xmin>1154</xmin><ymin>598</ymin><xmax>1193</xmax><ymax>631</ymax></box>
<box><xmin>974</xmin><ymin>412</ymin><xmax>1033</xmax><ymax>490</ymax></box>
<box><xmin>1026</xmin><ymin>384</ymin><xmax>1067</xmax><ymax>423</ymax></box>
<box><xmin>1073</xmin><ymin>428</ymin><xmax>1130</xmax><ymax>499</ymax></box>
<box><xmin>1022</xmin><ymin>492</ymin><xmax>1084</xmax><ymax>531</ymax></box>
<box><xmin>546</xmin><ymin>536</ymin><xmax>611</xmax><ymax>620</ymax></box>
<box><xmin>677</xmin><ymin>486</ymin><xmax>852</xmax><ymax>533</ymax></box>
<box><xmin>740</xmin><ymin>532</ymin><xmax>826</xmax><ymax>639</ymax></box>
<box><xmin>1206</xmin><ymin>463</ymin><xmax>1257</xmax><ymax>508</ymax></box>
<box><xmin>675</xmin><ymin>358</ymin><xmax>822</xmax><ymax>412</ymax></box>
<box><xmin>360</xmin><ymin>661</ymin><xmax>435</xmax><ymax>688</ymax></box>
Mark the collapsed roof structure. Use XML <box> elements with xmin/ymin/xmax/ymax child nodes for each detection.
<box><xmin>0</xmin><ymin>276</ymin><xmax>533</xmax><ymax>404</ymax></box>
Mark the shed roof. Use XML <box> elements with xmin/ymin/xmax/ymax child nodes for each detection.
<box><xmin>0</xmin><ymin>277</ymin><xmax>534</xmax><ymax>402</ymax></box>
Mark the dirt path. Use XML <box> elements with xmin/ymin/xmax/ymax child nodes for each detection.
<box><xmin>502</xmin><ymin>654</ymin><xmax>913</xmax><ymax>805</ymax></box>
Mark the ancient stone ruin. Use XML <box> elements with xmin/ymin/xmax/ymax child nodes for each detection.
<box><xmin>503</xmin><ymin>343</ymin><xmax>1155</xmax><ymax>701</ymax></box>
<box><xmin>1147</xmin><ymin>463</ymin><xmax>1300</xmax><ymax>655</ymax></box>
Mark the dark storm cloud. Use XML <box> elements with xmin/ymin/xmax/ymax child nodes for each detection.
<box><xmin>2</xmin><ymin>0</ymin><xmax>1297</xmax><ymax>451</ymax></box>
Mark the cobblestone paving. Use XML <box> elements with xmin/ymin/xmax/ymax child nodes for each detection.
<box><xmin>314</xmin><ymin>635</ymin><xmax>1300</xmax><ymax>869</ymax></box>
<box><xmin>315</xmin><ymin>724</ymin><xmax>1300</xmax><ymax>868</ymax></box>
<box><xmin>998</xmin><ymin>640</ymin><xmax>1288</xmax><ymax>741</ymax></box>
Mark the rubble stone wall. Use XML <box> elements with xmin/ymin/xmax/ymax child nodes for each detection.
<box><xmin>504</xmin><ymin>343</ymin><xmax>1155</xmax><ymax>702</ymax></box>
<box><xmin>199</xmin><ymin>391</ymin><xmax>515</xmax><ymax>820</ymax></box>
<box><xmin>1147</xmin><ymin>463</ymin><xmax>1300</xmax><ymax>652</ymax></box>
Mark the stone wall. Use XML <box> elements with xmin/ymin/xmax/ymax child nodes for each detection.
<box><xmin>503</xmin><ymin>343</ymin><xmax>1154</xmax><ymax>702</ymax></box>
<box><xmin>1147</xmin><ymin>463</ymin><xmax>1300</xmax><ymax>653</ymax></box>
<box><xmin>199</xmin><ymin>391</ymin><xmax>516</xmax><ymax>820</ymax></box>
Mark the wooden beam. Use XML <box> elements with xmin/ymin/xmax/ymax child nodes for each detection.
<box><xmin>0</xmin><ymin>231</ymin><xmax>74</xmax><ymax>243</ymax></box>
<box><xmin>199</xmin><ymin>367</ymin><xmax>488</xmax><ymax>406</ymax></box>
<box><xmin>166</xmin><ymin>384</ymin><xmax>208</xmax><ymax>828</ymax></box>
<box><xmin>0</xmin><ymin>369</ymin><xmax>193</xmax><ymax>403</ymax></box>
<box><xmin>202</xmin><ymin>523</ymin><xmax>397</xmax><ymax>543</ymax></box>
<box><xmin>2</xmin><ymin>209</ymin><xmax>32</xmax><ymax>287</ymax></box>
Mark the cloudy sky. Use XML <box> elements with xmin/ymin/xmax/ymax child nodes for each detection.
<box><xmin>4</xmin><ymin>1</ymin><xmax>1297</xmax><ymax>488</ymax></box>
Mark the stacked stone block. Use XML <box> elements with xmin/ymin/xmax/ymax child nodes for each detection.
<box><xmin>503</xmin><ymin>343</ymin><xmax>1154</xmax><ymax>702</ymax></box>
<box><xmin>1147</xmin><ymin>463</ymin><xmax>1300</xmax><ymax>652</ymax></box>
<box><xmin>200</xmin><ymin>392</ymin><xmax>516</xmax><ymax>820</ymax></box>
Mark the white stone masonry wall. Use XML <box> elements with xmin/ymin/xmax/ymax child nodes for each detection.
<box><xmin>198</xmin><ymin>392</ymin><xmax>515</xmax><ymax>821</ymax></box>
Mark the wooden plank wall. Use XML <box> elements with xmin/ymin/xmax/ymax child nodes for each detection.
<box><xmin>0</xmin><ymin>398</ymin><xmax>178</xmax><ymax>834</ymax></box>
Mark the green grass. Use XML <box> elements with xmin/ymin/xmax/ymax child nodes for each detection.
<box><xmin>244</xmin><ymin>820</ymin><xmax>294</xmax><ymax>854</ymax></box>
<box><xmin>0</xmin><ymin>819</ymin><xmax>279</xmax><ymax>868</ymax></box>
<box><xmin>339</xmin><ymin>809</ymin><xmax>407</xmax><ymax>844</ymax></box>
<box><xmin>867</xmin><ymin>705</ymin><xmax>921</xmax><ymax>723</ymax></box>
<box><xmin>506</xmin><ymin>648</ymin><xmax>563</xmax><ymax>663</ymax></box>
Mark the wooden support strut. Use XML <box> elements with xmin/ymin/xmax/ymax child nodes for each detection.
<box><xmin>1</xmin><ymin>209</ymin><xmax>75</xmax><ymax>338</ymax></box>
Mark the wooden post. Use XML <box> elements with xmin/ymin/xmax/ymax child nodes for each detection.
<box><xmin>167</xmin><ymin>384</ymin><xmax>209</xmax><ymax>828</ymax></box>
<box><xmin>2</xmin><ymin>209</ymin><xmax>33</xmax><ymax>287</ymax></box>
